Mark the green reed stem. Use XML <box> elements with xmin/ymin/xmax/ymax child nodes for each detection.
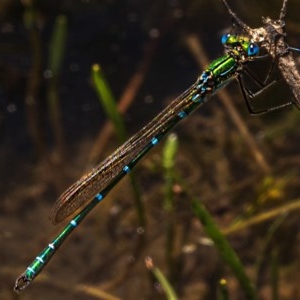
<box><xmin>192</xmin><ymin>199</ymin><xmax>257</xmax><ymax>300</ymax></box>
<box><xmin>91</xmin><ymin>64</ymin><xmax>145</xmax><ymax>227</ymax></box>
<box><xmin>145</xmin><ymin>257</ymin><xmax>178</xmax><ymax>300</ymax></box>
<box><xmin>218</xmin><ymin>279</ymin><xmax>230</xmax><ymax>300</ymax></box>
<box><xmin>23</xmin><ymin>1</ymin><xmax>46</xmax><ymax>158</ymax></box>
<box><xmin>47</xmin><ymin>15</ymin><xmax>68</xmax><ymax>159</ymax></box>
<box><xmin>92</xmin><ymin>64</ymin><xmax>127</xmax><ymax>142</ymax></box>
<box><xmin>162</xmin><ymin>133</ymin><xmax>178</xmax><ymax>277</ymax></box>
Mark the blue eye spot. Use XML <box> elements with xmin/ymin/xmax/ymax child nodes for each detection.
<box><xmin>221</xmin><ymin>33</ymin><xmax>230</xmax><ymax>45</ymax></box>
<box><xmin>248</xmin><ymin>43</ymin><xmax>259</xmax><ymax>56</ymax></box>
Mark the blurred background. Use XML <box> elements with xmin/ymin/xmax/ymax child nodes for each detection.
<box><xmin>1</xmin><ymin>0</ymin><xmax>300</xmax><ymax>299</ymax></box>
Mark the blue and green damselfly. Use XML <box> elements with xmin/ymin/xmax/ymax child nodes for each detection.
<box><xmin>14</xmin><ymin>0</ymin><xmax>300</xmax><ymax>293</ymax></box>
<box><xmin>14</xmin><ymin>34</ymin><xmax>266</xmax><ymax>292</ymax></box>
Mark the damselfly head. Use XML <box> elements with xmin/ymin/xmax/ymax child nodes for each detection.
<box><xmin>221</xmin><ymin>33</ymin><xmax>259</xmax><ymax>57</ymax></box>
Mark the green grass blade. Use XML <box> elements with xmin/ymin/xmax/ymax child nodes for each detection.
<box><xmin>163</xmin><ymin>133</ymin><xmax>178</xmax><ymax>211</ymax></box>
<box><xmin>91</xmin><ymin>64</ymin><xmax>127</xmax><ymax>142</ymax></box>
<box><xmin>192</xmin><ymin>199</ymin><xmax>257</xmax><ymax>300</ymax></box>
<box><xmin>91</xmin><ymin>64</ymin><xmax>145</xmax><ymax>227</ymax></box>
<box><xmin>23</xmin><ymin>0</ymin><xmax>36</xmax><ymax>29</ymax></box>
<box><xmin>47</xmin><ymin>15</ymin><xmax>68</xmax><ymax>157</ymax></box>
<box><xmin>218</xmin><ymin>279</ymin><xmax>229</xmax><ymax>300</ymax></box>
<box><xmin>162</xmin><ymin>133</ymin><xmax>179</xmax><ymax>276</ymax></box>
<box><xmin>145</xmin><ymin>257</ymin><xmax>178</xmax><ymax>300</ymax></box>
<box><xmin>48</xmin><ymin>15</ymin><xmax>68</xmax><ymax>78</ymax></box>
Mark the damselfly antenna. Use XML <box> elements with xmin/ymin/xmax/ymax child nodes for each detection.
<box><xmin>220</xmin><ymin>0</ymin><xmax>251</xmax><ymax>33</ymax></box>
<box><xmin>279</xmin><ymin>0</ymin><xmax>288</xmax><ymax>21</ymax></box>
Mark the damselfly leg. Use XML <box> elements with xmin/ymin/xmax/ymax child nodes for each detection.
<box><xmin>238</xmin><ymin>45</ymin><xmax>300</xmax><ymax>114</ymax></box>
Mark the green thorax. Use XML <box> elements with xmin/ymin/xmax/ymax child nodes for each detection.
<box><xmin>207</xmin><ymin>54</ymin><xmax>238</xmax><ymax>86</ymax></box>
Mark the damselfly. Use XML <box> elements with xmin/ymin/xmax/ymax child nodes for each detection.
<box><xmin>14</xmin><ymin>33</ymin><xmax>262</xmax><ymax>292</ymax></box>
<box><xmin>15</xmin><ymin>0</ymin><xmax>300</xmax><ymax>289</ymax></box>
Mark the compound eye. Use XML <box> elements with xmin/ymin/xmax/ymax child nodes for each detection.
<box><xmin>221</xmin><ymin>33</ymin><xmax>231</xmax><ymax>45</ymax></box>
<box><xmin>247</xmin><ymin>43</ymin><xmax>259</xmax><ymax>56</ymax></box>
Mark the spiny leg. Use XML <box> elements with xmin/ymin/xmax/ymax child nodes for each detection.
<box><xmin>237</xmin><ymin>74</ymin><xmax>292</xmax><ymax>115</ymax></box>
